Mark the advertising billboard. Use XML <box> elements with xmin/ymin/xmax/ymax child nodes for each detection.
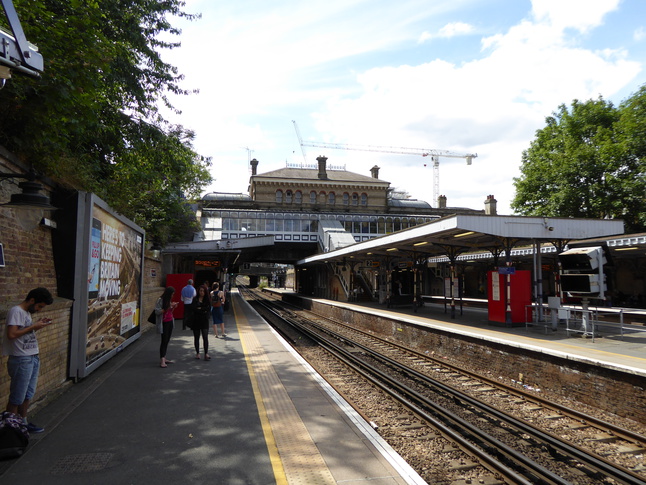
<box><xmin>70</xmin><ymin>193</ymin><xmax>145</xmax><ymax>378</ymax></box>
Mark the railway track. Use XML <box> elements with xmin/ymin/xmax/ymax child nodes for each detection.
<box><xmin>242</xmin><ymin>286</ymin><xmax>646</xmax><ymax>485</ymax></box>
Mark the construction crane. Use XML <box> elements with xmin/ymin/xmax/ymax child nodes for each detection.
<box><xmin>292</xmin><ymin>122</ymin><xmax>477</xmax><ymax>207</ymax></box>
<box><xmin>291</xmin><ymin>120</ymin><xmax>309</xmax><ymax>165</ymax></box>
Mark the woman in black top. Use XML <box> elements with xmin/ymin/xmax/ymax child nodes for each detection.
<box><xmin>191</xmin><ymin>285</ymin><xmax>212</xmax><ymax>360</ymax></box>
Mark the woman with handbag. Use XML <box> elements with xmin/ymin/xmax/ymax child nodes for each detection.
<box><xmin>155</xmin><ymin>286</ymin><xmax>178</xmax><ymax>368</ymax></box>
<box><xmin>210</xmin><ymin>282</ymin><xmax>226</xmax><ymax>338</ymax></box>
<box><xmin>191</xmin><ymin>285</ymin><xmax>212</xmax><ymax>360</ymax></box>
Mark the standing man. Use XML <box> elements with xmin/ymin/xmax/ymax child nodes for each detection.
<box><xmin>180</xmin><ymin>279</ymin><xmax>196</xmax><ymax>330</ymax></box>
<box><xmin>3</xmin><ymin>287</ymin><xmax>54</xmax><ymax>434</ymax></box>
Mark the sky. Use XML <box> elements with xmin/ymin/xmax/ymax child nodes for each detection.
<box><xmin>160</xmin><ymin>0</ymin><xmax>646</xmax><ymax>215</ymax></box>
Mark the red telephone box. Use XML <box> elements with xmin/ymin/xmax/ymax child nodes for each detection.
<box><xmin>487</xmin><ymin>269</ymin><xmax>532</xmax><ymax>326</ymax></box>
<box><xmin>166</xmin><ymin>273</ymin><xmax>194</xmax><ymax>319</ymax></box>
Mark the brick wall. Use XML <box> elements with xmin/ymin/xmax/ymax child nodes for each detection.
<box><xmin>0</xmin><ymin>145</ymin><xmax>169</xmax><ymax>412</ymax></box>
<box><xmin>0</xmin><ymin>151</ymin><xmax>68</xmax><ymax>410</ymax></box>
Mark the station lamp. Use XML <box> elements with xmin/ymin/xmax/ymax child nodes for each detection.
<box><xmin>0</xmin><ymin>169</ymin><xmax>57</xmax><ymax>210</ymax></box>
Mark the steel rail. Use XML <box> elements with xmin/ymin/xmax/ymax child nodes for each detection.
<box><xmin>294</xmin><ymin>298</ymin><xmax>646</xmax><ymax>448</ymax></box>
<box><xmin>246</xmin><ymin>288</ymin><xmax>646</xmax><ymax>485</ymax></box>
<box><xmin>244</xmin><ymin>290</ymin><xmax>561</xmax><ymax>484</ymax></box>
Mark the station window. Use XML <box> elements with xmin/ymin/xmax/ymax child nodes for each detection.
<box><xmin>310</xmin><ymin>191</ymin><xmax>317</xmax><ymax>204</ymax></box>
<box><xmin>351</xmin><ymin>193</ymin><xmax>358</xmax><ymax>206</ymax></box>
<box><xmin>285</xmin><ymin>190</ymin><xmax>293</xmax><ymax>203</ymax></box>
<box><xmin>343</xmin><ymin>193</ymin><xmax>349</xmax><ymax>206</ymax></box>
<box><xmin>295</xmin><ymin>191</ymin><xmax>302</xmax><ymax>204</ymax></box>
<box><xmin>361</xmin><ymin>193</ymin><xmax>367</xmax><ymax>206</ymax></box>
<box><xmin>328</xmin><ymin>192</ymin><xmax>335</xmax><ymax>205</ymax></box>
<box><xmin>275</xmin><ymin>190</ymin><xmax>283</xmax><ymax>204</ymax></box>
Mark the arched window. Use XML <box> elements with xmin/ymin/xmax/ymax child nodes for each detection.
<box><xmin>276</xmin><ymin>190</ymin><xmax>283</xmax><ymax>204</ymax></box>
<box><xmin>361</xmin><ymin>193</ymin><xmax>368</xmax><ymax>206</ymax></box>
<box><xmin>285</xmin><ymin>190</ymin><xmax>293</xmax><ymax>203</ymax></box>
<box><xmin>310</xmin><ymin>191</ymin><xmax>317</xmax><ymax>204</ymax></box>
<box><xmin>328</xmin><ymin>192</ymin><xmax>335</xmax><ymax>205</ymax></box>
<box><xmin>351</xmin><ymin>193</ymin><xmax>358</xmax><ymax>206</ymax></box>
<box><xmin>294</xmin><ymin>191</ymin><xmax>302</xmax><ymax>204</ymax></box>
<box><xmin>343</xmin><ymin>193</ymin><xmax>349</xmax><ymax>206</ymax></box>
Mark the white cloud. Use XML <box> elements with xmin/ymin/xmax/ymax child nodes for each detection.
<box><xmin>162</xmin><ymin>1</ymin><xmax>643</xmax><ymax>216</ymax></box>
<box><xmin>439</xmin><ymin>21</ymin><xmax>475</xmax><ymax>38</ymax></box>
<box><xmin>635</xmin><ymin>26</ymin><xmax>646</xmax><ymax>42</ymax></box>
<box><xmin>311</xmin><ymin>3</ymin><xmax>640</xmax><ymax>213</ymax></box>
<box><xmin>419</xmin><ymin>21</ymin><xmax>474</xmax><ymax>43</ymax></box>
<box><xmin>530</xmin><ymin>0</ymin><xmax>621</xmax><ymax>33</ymax></box>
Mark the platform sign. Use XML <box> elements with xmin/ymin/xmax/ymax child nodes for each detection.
<box><xmin>498</xmin><ymin>266</ymin><xmax>516</xmax><ymax>275</ymax></box>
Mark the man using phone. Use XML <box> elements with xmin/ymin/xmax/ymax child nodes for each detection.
<box><xmin>2</xmin><ymin>287</ymin><xmax>54</xmax><ymax>434</ymax></box>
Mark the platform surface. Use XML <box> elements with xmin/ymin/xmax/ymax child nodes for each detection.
<box><xmin>0</xmin><ymin>290</ymin><xmax>423</xmax><ymax>485</ymax></box>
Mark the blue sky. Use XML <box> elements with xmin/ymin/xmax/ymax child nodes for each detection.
<box><xmin>161</xmin><ymin>0</ymin><xmax>646</xmax><ymax>214</ymax></box>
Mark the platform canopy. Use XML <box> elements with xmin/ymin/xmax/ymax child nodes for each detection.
<box><xmin>297</xmin><ymin>214</ymin><xmax>625</xmax><ymax>265</ymax></box>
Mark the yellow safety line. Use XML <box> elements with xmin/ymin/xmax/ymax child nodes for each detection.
<box><xmin>233</xmin><ymin>297</ymin><xmax>289</xmax><ymax>485</ymax></box>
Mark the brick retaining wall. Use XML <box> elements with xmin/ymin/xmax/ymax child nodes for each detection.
<box><xmin>288</xmin><ymin>295</ymin><xmax>646</xmax><ymax>424</ymax></box>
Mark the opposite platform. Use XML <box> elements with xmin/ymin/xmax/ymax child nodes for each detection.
<box><xmin>267</xmin><ymin>289</ymin><xmax>646</xmax><ymax>378</ymax></box>
<box><xmin>0</xmin><ymin>290</ymin><xmax>423</xmax><ymax>485</ymax></box>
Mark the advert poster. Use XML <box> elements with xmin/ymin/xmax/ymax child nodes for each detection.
<box><xmin>86</xmin><ymin>204</ymin><xmax>143</xmax><ymax>366</ymax></box>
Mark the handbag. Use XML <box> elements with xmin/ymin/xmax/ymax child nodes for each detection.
<box><xmin>147</xmin><ymin>309</ymin><xmax>156</xmax><ymax>324</ymax></box>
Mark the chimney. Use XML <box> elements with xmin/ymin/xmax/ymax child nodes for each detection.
<box><xmin>317</xmin><ymin>155</ymin><xmax>328</xmax><ymax>180</ymax></box>
<box><xmin>370</xmin><ymin>165</ymin><xmax>380</xmax><ymax>179</ymax></box>
<box><xmin>437</xmin><ymin>194</ymin><xmax>447</xmax><ymax>209</ymax></box>
<box><xmin>250</xmin><ymin>158</ymin><xmax>259</xmax><ymax>175</ymax></box>
<box><xmin>485</xmin><ymin>194</ymin><xmax>497</xmax><ymax>215</ymax></box>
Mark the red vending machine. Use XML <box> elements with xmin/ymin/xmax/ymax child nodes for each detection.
<box><xmin>487</xmin><ymin>269</ymin><xmax>532</xmax><ymax>326</ymax></box>
<box><xmin>166</xmin><ymin>273</ymin><xmax>194</xmax><ymax>319</ymax></box>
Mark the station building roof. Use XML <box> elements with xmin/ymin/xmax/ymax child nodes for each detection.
<box><xmin>297</xmin><ymin>214</ymin><xmax>625</xmax><ymax>264</ymax></box>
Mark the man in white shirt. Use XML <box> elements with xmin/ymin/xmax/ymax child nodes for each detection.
<box><xmin>180</xmin><ymin>279</ymin><xmax>196</xmax><ymax>330</ymax></box>
<box><xmin>3</xmin><ymin>287</ymin><xmax>54</xmax><ymax>434</ymax></box>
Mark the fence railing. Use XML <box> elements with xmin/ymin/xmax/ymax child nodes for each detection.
<box><xmin>525</xmin><ymin>303</ymin><xmax>646</xmax><ymax>342</ymax></box>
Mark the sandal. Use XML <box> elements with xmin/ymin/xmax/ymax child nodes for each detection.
<box><xmin>205</xmin><ymin>354</ymin><xmax>211</xmax><ymax>361</ymax></box>
<box><xmin>160</xmin><ymin>363</ymin><xmax>167</xmax><ymax>368</ymax></box>
<box><xmin>165</xmin><ymin>359</ymin><xmax>174</xmax><ymax>364</ymax></box>
<box><xmin>195</xmin><ymin>354</ymin><xmax>200</xmax><ymax>359</ymax></box>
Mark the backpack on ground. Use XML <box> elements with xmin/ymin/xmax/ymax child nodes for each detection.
<box><xmin>0</xmin><ymin>412</ymin><xmax>29</xmax><ymax>459</ymax></box>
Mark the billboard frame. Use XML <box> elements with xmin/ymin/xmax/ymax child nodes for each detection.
<box><xmin>69</xmin><ymin>192</ymin><xmax>145</xmax><ymax>379</ymax></box>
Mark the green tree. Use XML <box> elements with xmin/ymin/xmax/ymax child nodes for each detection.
<box><xmin>0</xmin><ymin>0</ymin><xmax>212</xmax><ymax>245</ymax></box>
<box><xmin>613</xmin><ymin>86</ymin><xmax>646</xmax><ymax>231</ymax></box>
<box><xmin>512</xmin><ymin>94</ymin><xmax>646</xmax><ymax>232</ymax></box>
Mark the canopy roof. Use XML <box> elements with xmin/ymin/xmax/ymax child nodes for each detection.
<box><xmin>298</xmin><ymin>214</ymin><xmax>625</xmax><ymax>264</ymax></box>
